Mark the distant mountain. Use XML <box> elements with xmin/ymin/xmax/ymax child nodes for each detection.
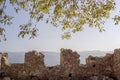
<box><xmin>6</xmin><ymin>50</ymin><xmax>112</xmax><ymax>66</ymax></box>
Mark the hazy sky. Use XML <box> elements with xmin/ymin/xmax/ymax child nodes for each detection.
<box><xmin>1</xmin><ymin>0</ymin><xmax>120</xmax><ymax>52</ymax></box>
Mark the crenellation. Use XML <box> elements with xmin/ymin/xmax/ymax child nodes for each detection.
<box><xmin>24</xmin><ymin>50</ymin><xmax>45</xmax><ymax>67</ymax></box>
<box><xmin>0</xmin><ymin>48</ymin><xmax>120</xmax><ymax>80</ymax></box>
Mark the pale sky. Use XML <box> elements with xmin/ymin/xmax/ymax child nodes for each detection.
<box><xmin>1</xmin><ymin>0</ymin><xmax>120</xmax><ymax>52</ymax></box>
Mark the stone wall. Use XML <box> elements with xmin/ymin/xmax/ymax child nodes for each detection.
<box><xmin>0</xmin><ymin>48</ymin><xmax>120</xmax><ymax>80</ymax></box>
<box><xmin>113</xmin><ymin>49</ymin><xmax>120</xmax><ymax>79</ymax></box>
<box><xmin>60</xmin><ymin>49</ymin><xmax>80</xmax><ymax>80</ymax></box>
<box><xmin>0</xmin><ymin>51</ymin><xmax>47</xmax><ymax>80</ymax></box>
<box><xmin>85</xmin><ymin>53</ymin><xmax>114</xmax><ymax>77</ymax></box>
<box><xmin>0</xmin><ymin>53</ymin><xmax>2</xmax><ymax>75</ymax></box>
<box><xmin>24</xmin><ymin>50</ymin><xmax>45</xmax><ymax>68</ymax></box>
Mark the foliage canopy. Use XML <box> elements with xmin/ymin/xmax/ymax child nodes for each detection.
<box><xmin>0</xmin><ymin>0</ymin><xmax>119</xmax><ymax>41</ymax></box>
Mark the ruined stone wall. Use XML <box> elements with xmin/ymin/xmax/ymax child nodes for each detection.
<box><xmin>24</xmin><ymin>50</ymin><xmax>45</xmax><ymax>68</ymax></box>
<box><xmin>46</xmin><ymin>49</ymin><xmax>81</xmax><ymax>80</ymax></box>
<box><xmin>1</xmin><ymin>48</ymin><xmax>120</xmax><ymax>80</ymax></box>
<box><xmin>1</xmin><ymin>52</ymin><xmax>10</xmax><ymax>74</ymax></box>
<box><xmin>0</xmin><ymin>51</ymin><xmax>47</xmax><ymax>80</ymax></box>
<box><xmin>85</xmin><ymin>53</ymin><xmax>114</xmax><ymax>77</ymax></box>
<box><xmin>113</xmin><ymin>49</ymin><xmax>120</xmax><ymax>79</ymax></box>
<box><xmin>60</xmin><ymin>48</ymin><xmax>80</xmax><ymax>66</ymax></box>
<box><xmin>61</xmin><ymin>49</ymin><xmax>80</xmax><ymax>80</ymax></box>
<box><xmin>0</xmin><ymin>53</ymin><xmax>2</xmax><ymax>74</ymax></box>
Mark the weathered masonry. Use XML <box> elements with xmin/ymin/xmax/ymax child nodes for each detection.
<box><xmin>0</xmin><ymin>48</ymin><xmax>120</xmax><ymax>80</ymax></box>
